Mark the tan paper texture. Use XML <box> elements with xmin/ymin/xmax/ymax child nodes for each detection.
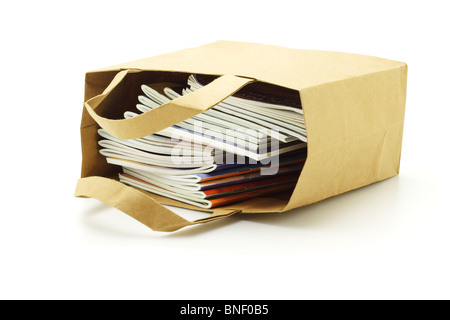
<box><xmin>75</xmin><ymin>41</ymin><xmax>408</xmax><ymax>231</ymax></box>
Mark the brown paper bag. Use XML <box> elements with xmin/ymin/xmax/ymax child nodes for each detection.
<box><xmin>75</xmin><ymin>41</ymin><xmax>407</xmax><ymax>232</ymax></box>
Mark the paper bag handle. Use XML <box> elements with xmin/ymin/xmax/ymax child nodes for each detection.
<box><xmin>75</xmin><ymin>176</ymin><xmax>241</xmax><ymax>232</ymax></box>
<box><xmin>79</xmin><ymin>70</ymin><xmax>251</xmax><ymax>231</ymax></box>
<box><xmin>84</xmin><ymin>70</ymin><xmax>255</xmax><ymax>140</ymax></box>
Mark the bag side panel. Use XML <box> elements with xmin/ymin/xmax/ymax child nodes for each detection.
<box><xmin>284</xmin><ymin>64</ymin><xmax>407</xmax><ymax>210</ymax></box>
<box><xmin>93</xmin><ymin>41</ymin><xmax>407</xmax><ymax>92</ymax></box>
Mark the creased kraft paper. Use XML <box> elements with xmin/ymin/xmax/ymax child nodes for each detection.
<box><xmin>76</xmin><ymin>41</ymin><xmax>407</xmax><ymax>232</ymax></box>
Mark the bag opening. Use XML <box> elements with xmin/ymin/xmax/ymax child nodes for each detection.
<box><xmin>81</xmin><ymin>70</ymin><xmax>307</xmax><ymax>213</ymax></box>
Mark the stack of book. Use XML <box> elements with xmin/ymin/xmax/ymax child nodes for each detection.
<box><xmin>98</xmin><ymin>75</ymin><xmax>307</xmax><ymax>209</ymax></box>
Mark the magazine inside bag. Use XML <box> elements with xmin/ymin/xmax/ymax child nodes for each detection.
<box><xmin>89</xmin><ymin>70</ymin><xmax>307</xmax><ymax>212</ymax></box>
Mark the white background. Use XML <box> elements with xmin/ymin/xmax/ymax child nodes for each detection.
<box><xmin>1</xmin><ymin>0</ymin><xmax>448</xmax><ymax>300</ymax></box>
